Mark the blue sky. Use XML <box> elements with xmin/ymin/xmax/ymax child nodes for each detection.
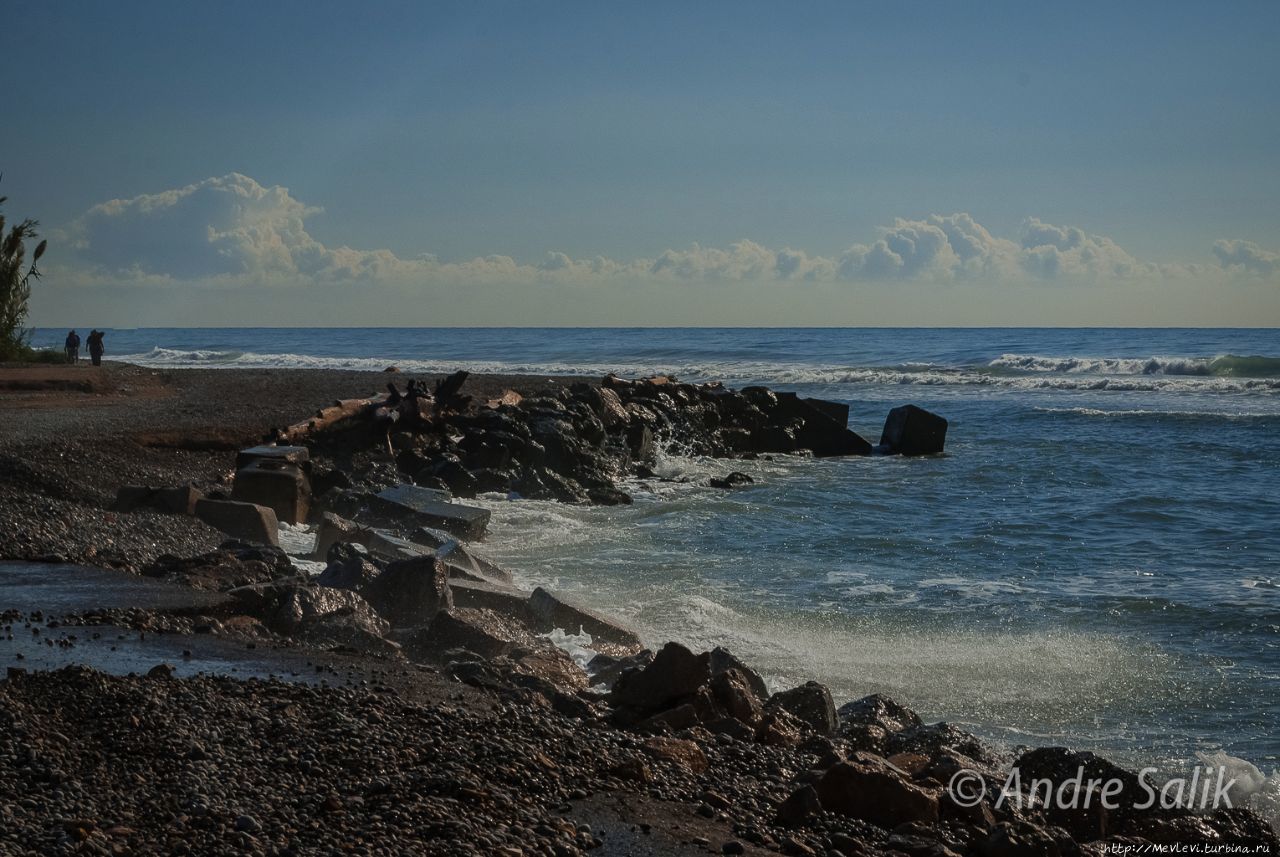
<box><xmin>5</xmin><ymin>0</ymin><xmax>1279</xmax><ymax>325</ymax></box>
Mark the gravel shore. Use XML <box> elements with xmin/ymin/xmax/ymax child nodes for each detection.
<box><xmin>2</xmin><ymin>363</ymin><xmax>1277</xmax><ymax>856</ymax></box>
<box><xmin>0</xmin><ymin>363</ymin><xmax>578</xmax><ymax>570</ymax></box>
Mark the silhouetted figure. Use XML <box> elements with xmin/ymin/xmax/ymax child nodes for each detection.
<box><xmin>87</xmin><ymin>330</ymin><xmax>105</xmax><ymax>366</ymax></box>
<box><xmin>64</xmin><ymin>330</ymin><xmax>81</xmax><ymax>364</ymax></box>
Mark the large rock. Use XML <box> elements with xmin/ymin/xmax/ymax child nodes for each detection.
<box><xmin>195</xmin><ymin>499</ymin><xmax>279</xmax><ymax>546</ymax></box>
<box><xmin>369</xmin><ymin>484</ymin><xmax>490</xmax><ymax>540</ymax></box>
<box><xmin>767</xmin><ymin>681</ymin><xmax>838</xmax><ymax>735</ymax></box>
<box><xmin>360</xmin><ymin>555</ymin><xmax>453</xmax><ymax>628</ymax></box>
<box><xmin>232</xmin><ymin>459</ymin><xmax>311</xmax><ymax>525</ymax></box>
<box><xmin>527</xmin><ymin>587</ymin><xmax>643</xmax><ymax>655</ymax></box>
<box><xmin>776</xmin><ymin>393</ymin><xmax>872</xmax><ymax>457</ymax></box>
<box><xmin>838</xmin><ymin>693</ymin><xmax>923</xmax><ymax>734</ymax></box>
<box><xmin>709</xmin><ymin>668</ymin><xmax>764</xmax><ymax>725</ymax></box>
<box><xmin>709</xmin><ymin>647</ymin><xmax>769</xmax><ymax>701</ymax></box>
<box><xmin>879</xmin><ymin>404</ymin><xmax>948</xmax><ymax>456</ymax></box>
<box><xmin>815</xmin><ymin>755</ymin><xmax>941</xmax><ymax>829</ymax></box>
<box><xmin>270</xmin><ymin>585</ymin><xmax>388</xmax><ymax>638</ymax></box>
<box><xmin>113</xmin><ymin>484</ymin><xmax>203</xmax><ymax>515</ymax></box>
<box><xmin>316</xmin><ymin>542</ymin><xmax>380</xmax><ymax>590</ymax></box>
<box><xmin>448</xmin><ymin>577</ymin><xmax>532</xmax><ymax>615</ymax></box>
<box><xmin>609</xmin><ymin>642</ymin><xmax>711</xmax><ymax>715</ymax></box>
<box><xmin>399</xmin><ymin>608</ymin><xmax>518</xmax><ymax>661</ymax></box>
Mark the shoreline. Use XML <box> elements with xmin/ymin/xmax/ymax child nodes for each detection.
<box><xmin>1</xmin><ymin>362</ymin><xmax>1275</xmax><ymax>854</ymax></box>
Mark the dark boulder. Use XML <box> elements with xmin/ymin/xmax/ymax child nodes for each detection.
<box><xmin>709</xmin><ymin>471</ymin><xmax>754</xmax><ymax>489</ymax></box>
<box><xmin>815</xmin><ymin>755</ymin><xmax>941</xmax><ymax>829</ymax></box>
<box><xmin>360</xmin><ymin>555</ymin><xmax>453</xmax><ymax>628</ymax></box>
<box><xmin>316</xmin><ymin>542</ymin><xmax>380</xmax><ymax>591</ymax></box>
<box><xmin>880</xmin><ymin>404</ymin><xmax>948</xmax><ymax>456</ymax></box>
<box><xmin>609</xmin><ymin>642</ymin><xmax>711</xmax><ymax>715</ymax></box>
<box><xmin>837</xmin><ymin>693</ymin><xmax>924</xmax><ymax>734</ymax></box>
<box><xmin>708</xmin><ymin>647</ymin><xmax>769</xmax><ymax>701</ymax></box>
<box><xmin>767</xmin><ymin>681</ymin><xmax>838</xmax><ymax>735</ymax></box>
<box><xmin>194</xmin><ymin>499</ymin><xmax>279</xmax><ymax>546</ymax></box>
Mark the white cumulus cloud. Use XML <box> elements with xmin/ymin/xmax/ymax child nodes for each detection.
<box><xmin>1213</xmin><ymin>239</ymin><xmax>1280</xmax><ymax>276</ymax></box>
<box><xmin>54</xmin><ymin>173</ymin><xmax>1261</xmax><ymax>289</ymax></box>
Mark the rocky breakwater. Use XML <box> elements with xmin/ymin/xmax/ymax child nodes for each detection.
<box><xmin>247</xmin><ymin>371</ymin><xmax>949</xmax><ymax>510</ymax></box>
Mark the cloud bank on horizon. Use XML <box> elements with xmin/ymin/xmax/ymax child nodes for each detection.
<box><xmin>56</xmin><ymin>174</ymin><xmax>1277</xmax><ymax>291</ymax></box>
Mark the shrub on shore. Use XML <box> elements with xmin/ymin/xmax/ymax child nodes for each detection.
<box><xmin>0</xmin><ymin>176</ymin><xmax>48</xmax><ymax>362</ymax></box>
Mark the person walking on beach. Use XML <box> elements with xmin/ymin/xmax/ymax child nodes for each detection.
<box><xmin>87</xmin><ymin>330</ymin><xmax>105</xmax><ymax>366</ymax></box>
<box><xmin>64</xmin><ymin>330</ymin><xmax>80</xmax><ymax>364</ymax></box>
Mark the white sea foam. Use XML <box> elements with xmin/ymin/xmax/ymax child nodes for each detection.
<box><xmin>1034</xmin><ymin>407</ymin><xmax>1277</xmax><ymax>419</ymax></box>
<box><xmin>1195</xmin><ymin>751</ymin><xmax>1280</xmax><ymax>831</ymax></box>
<box><xmin>991</xmin><ymin>353</ymin><xmax>1219</xmax><ymax>375</ymax></box>
<box><xmin>542</xmin><ymin>627</ymin><xmax>598</xmax><ymax>671</ymax></box>
<box><xmin>117</xmin><ymin>347</ymin><xmax>1280</xmax><ymax>394</ymax></box>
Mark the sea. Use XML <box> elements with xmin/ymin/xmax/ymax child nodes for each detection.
<box><xmin>30</xmin><ymin>326</ymin><xmax>1280</xmax><ymax>800</ymax></box>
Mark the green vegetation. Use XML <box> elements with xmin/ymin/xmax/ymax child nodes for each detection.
<box><xmin>1</xmin><ymin>176</ymin><xmax>48</xmax><ymax>362</ymax></box>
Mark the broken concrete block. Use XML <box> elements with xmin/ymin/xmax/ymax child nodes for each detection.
<box><xmin>113</xmin><ymin>485</ymin><xmax>203</xmax><ymax>515</ymax></box>
<box><xmin>232</xmin><ymin>459</ymin><xmax>311</xmax><ymax>525</ymax></box>
<box><xmin>195</xmin><ymin>499</ymin><xmax>280</xmax><ymax>546</ymax></box>
<box><xmin>368</xmin><ymin>484</ymin><xmax>490</xmax><ymax>540</ymax></box>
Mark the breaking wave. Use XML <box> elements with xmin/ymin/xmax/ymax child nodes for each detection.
<box><xmin>990</xmin><ymin>353</ymin><xmax>1280</xmax><ymax>378</ymax></box>
<box><xmin>119</xmin><ymin>346</ymin><xmax>1280</xmax><ymax>394</ymax></box>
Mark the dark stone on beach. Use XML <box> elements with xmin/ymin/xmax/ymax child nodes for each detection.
<box><xmin>360</xmin><ymin>554</ymin><xmax>452</xmax><ymax>629</ymax></box>
<box><xmin>316</xmin><ymin>542</ymin><xmax>380</xmax><ymax>591</ymax></box>
<box><xmin>709</xmin><ymin>668</ymin><xmax>763</xmax><ymax>725</ymax></box>
<box><xmin>400</xmin><ymin>609</ymin><xmax>515</xmax><ymax>661</ymax></box>
<box><xmin>767</xmin><ymin>681</ymin><xmax>838</xmax><ymax>735</ymax></box>
<box><xmin>609</xmin><ymin>642</ymin><xmax>710</xmax><ymax>715</ymax></box>
<box><xmin>112</xmin><ymin>484</ymin><xmax>203</xmax><ymax>515</ymax></box>
<box><xmin>709</xmin><ymin>471</ymin><xmax>753</xmax><ymax>489</ymax></box>
<box><xmin>527</xmin><ymin>587</ymin><xmax>643</xmax><ymax>653</ymax></box>
<box><xmin>977</xmin><ymin>821</ymin><xmax>1074</xmax><ymax>857</ymax></box>
<box><xmin>888</xmin><ymin>722</ymin><xmax>999</xmax><ymax>771</ymax></box>
<box><xmin>880</xmin><ymin>404</ymin><xmax>948</xmax><ymax>456</ymax></box>
<box><xmin>709</xmin><ymin>646</ymin><xmax>769</xmax><ymax>701</ymax></box>
<box><xmin>775</xmin><ymin>784</ymin><xmax>822</xmax><ymax>827</ymax></box>
<box><xmin>586</xmin><ymin>649</ymin><xmax>654</xmax><ymax>689</ymax></box>
<box><xmin>194</xmin><ymin>499</ymin><xmax>279</xmax><ymax>546</ymax></box>
<box><xmin>1013</xmin><ymin>747</ymin><xmax>1146</xmax><ymax>826</ymax></box>
<box><xmin>266</xmin><ymin>585</ymin><xmax>395</xmax><ymax>655</ymax></box>
<box><xmin>838</xmin><ymin>693</ymin><xmax>924</xmax><ymax>734</ymax></box>
<box><xmin>816</xmin><ymin>755</ymin><xmax>940</xmax><ymax>828</ymax></box>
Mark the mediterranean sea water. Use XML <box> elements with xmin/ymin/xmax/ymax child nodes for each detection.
<box><xmin>31</xmin><ymin>327</ymin><xmax>1280</xmax><ymax>787</ymax></box>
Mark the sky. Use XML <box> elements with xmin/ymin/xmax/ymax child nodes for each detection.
<box><xmin>4</xmin><ymin>0</ymin><xmax>1279</xmax><ymax>326</ymax></box>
